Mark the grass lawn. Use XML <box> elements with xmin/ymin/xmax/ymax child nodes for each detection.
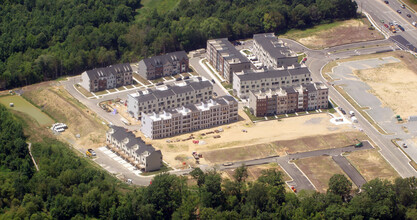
<box><xmin>242</xmin><ymin>49</ymin><xmax>252</xmax><ymax>55</ymax></box>
<box><xmin>221</xmin><ymin>82</ymin><xmax>233</xmax><ymax>90</ymax></box>
<box><xmin>118</xmin><ymin>86</ymin><xmax>127</xmax><ymax>91</ymax></box>
<box><xmin>344</xmin><ymin>149</ymin><xmax>400</xmax><ymax>182</ymax></box>
<box><xmin>133</xmin><ymin>73</ymin><xmax>151</xmax><ymax>85</ymax></box>
<box><xmin>297</xmin><ymin>53</ymin><xmax>307</xmax><ymax>63</ymax></box>
<box><xmin>94</xmin><ymin>90</ymin><xmax>109</xmax><ymax>96</ymax></box>
<box><xmin>75</xmin><ymin>84</ymin><xmax>94</xmax><ymax>98</ymax></box>
<box><xmin>140</xmin><ymin>163</ymin><xmax>172</xmax><ymax>176</ymax></box>
<box><xmin>295</xmin><ymin>156</ymin><xmax>349</xmax><ymax>193</ymax></box>
<box><xmin>224</xmin><ymin>163</ymin><xmax>291</xmax><ymax>182</ymax></box>
<box><xmin>281</xmin><ymin>21</ymin><xmax>344</xmax><ymax>40</ymax></box>
<box><xmin>125</xmin><ymin>85</ymin><xmax>134</xmax><ymax>89</ymax></box>
<box><xmin>108</xmin><ymin>88</ymin><xmax>117</xmax><ymax>93</ymax></box>
<box><xmin>402</xmin><ymin>0</ymin><xmax>417</xmax><ymax>12</ymax></box>
<box><xmin>150</xmin><ymin>77</ymin><xmax>165</xmax><ymax>84</ymax></box>
<box><xmin>243</xmin><ymin>107</ymin><xmax>265</xmax><ymax>122</ymax></box>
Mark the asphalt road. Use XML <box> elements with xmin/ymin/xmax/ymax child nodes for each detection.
<box><xmin>332</xmin><ymin>155</ymin><xmax>367</xmax><ymax>188</ymax></box>
<box><xmin>291</xmin><ymin>38</ymin><xmax>417</xmax><ymax>178</ymax></box>
<box><xmin>357</xmin><ymin>0</ymin><xmax>417</xmax><ymax>50</ymax></box>
<box><xmin>217</xmin><ymin>141</ymin><xmax>372</xmax><ymax>191</ymax></box>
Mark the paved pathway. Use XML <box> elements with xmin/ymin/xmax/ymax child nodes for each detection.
<box><xmin>332</xmin><ymin>155</ymin><xmax>367</xmax><ymax>188</ymax></box>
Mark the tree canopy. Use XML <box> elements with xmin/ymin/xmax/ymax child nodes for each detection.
<box><xmin>0</xmin><ymin>0</ymin><xmax>358</xmax><ymax>89</ymax></box>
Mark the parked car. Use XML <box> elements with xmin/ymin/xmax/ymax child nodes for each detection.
<box><xmin>401</xmin><ymin>4</ymin><xmax>405</xmax><ymax>8</ymax></box>
<box><xmin>211</xmin><ymin>79</ymin><xmax>215</xmax><ymax>84</ymax></box>
<box><xmin>384</xmin><ymin>0</ymin><xmax>389</xmax><ymax>4</ymax></box>
<box><xmin>87</xmin><ymin>149</ymin><xmax>96</xmax><ymax>156</ymax></box>
<box><xmin>403</xmin><ymin>143</ymin><xmax>408</xmax><ymax>148</ymax></box>
<box><xmin>156</xmin><ymin>82</ymin><xmax>164</xmax><ymax>86</ymax></box>
<box><xmin>398</xmin><ymin>25</ymin><xmax>405</xmax><ymax>31</ymax></box>
<box><xmin>341</xmin><ymin>109</ymin><xmax>346</xmax><ymax>115</ymax></box>
<box><xmin>176</xmin><ymin>77</ymin><xmax>182</xmax><ymax>81</ymax></box>
<box><xmin>223</xmin><ymin>162</ymin><xmax>234</xmax><ymax>166</ymax></box>
<box><xmin>213</xmin><ymin>92</ymin><xmax>218</xmax><ymax>97</ymax></box>
<box><xmin>407</xmin><ymin>14</ymin><xmax>411</xmax><ymax>18</ymax></box>
<box><xmin>349</xmin><ymin>111</ymin><xmax>355</xmax><ymax>116</ymax></box>
<box><xmin>384</xmin><ymin>23</ymin><xmax>389</xmax><ymax>28</ymax></box>
<box><xmin>397</xmin><ymin>10</ymin><xmax>402</xmax><ymax>14</ymax></box>
<box><xmin>183</xmin><ymin>76</ymin><xmax>190</xmax><ymax>80</ymax></box>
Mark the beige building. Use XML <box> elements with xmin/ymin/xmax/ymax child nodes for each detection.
<box><xmin>137</xmin><ymin>51</ymin><xmax>189</xmax><ymax>80</ymax></box>
<box><xmin>106</xmin><ymin>126</ymin><xmax>162</xmax><ymax>172</ymax></box>
<box><xmin>127</xmin><ymin>77</ymin><xmax>213</xmax><ymax>119</ymax></box>
<box><xmin>206</xmin><ymin>38</ymin><xmax>251</xmax><ymax>83</ymax></box>
<box><xmin>141</xmin><ymin>96</ymin><xmax>238</xmax><ymax>139</ymax></box>
<box><xmin>233</xmin><ymin>64</ymin><xmax>311</xmax><ymax>99</ymax></box>
<box><xmin>249</xmin><ymin>82</ymin><xmax>328</xmax><ymax>117</ymax></box>
<box><xmin>252</xmin><ymin>33</ymin><xmax>298</xmax><ymax>69</ymax></box>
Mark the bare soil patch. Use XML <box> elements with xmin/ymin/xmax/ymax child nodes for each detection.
<box><xmin>291</xmin><ymin>19</ymin><xmax>383</xmax><ymax>49</ymax></box>
<box><xmin>22</xmin><ymin>83</ymin><xmax>108</xmax><ymax>150</ymax></box>
<box><xmin>141</xmin><ymin>112</ymin><xmax>356</xmax><ymax>168</ymax></box>
<box><xmin>353</xmin><ymin>61</ymin><xmax>417</xmax><ymax>119</ymax></box>
<box><xmin>295</xmin><ymin>156</ymin><xmax>348</xmax><ymax>193</ymax></box>
<box><xmin>345</xmin><ymin>149</ymin><xmax>400</xmax><ymax>182</ymax></box>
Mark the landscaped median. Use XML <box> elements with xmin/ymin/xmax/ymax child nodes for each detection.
<box><xmin>75</xmin><ymin>84</ymin><xmax>94</xmax><ymax>98</ymax></box>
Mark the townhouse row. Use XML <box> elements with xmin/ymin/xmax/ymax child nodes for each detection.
<box><xmin>137</xmin><ymin>51</ymin><xmax>189</xmax><ymax>80</ymax></box>
<box><xmin>106</xmin><ymin>126</ymin><xmax>162</xmax><ymax>172</ymax></box>
<box><xmin>141</xmin><ymin>96</ymin><xmax>238</xmax><ymax>139</ymax></box>
<box><xmin>127</xmin><ymin>77</ymin><xmax>213</xmax><ymax>119</ymax></box>
<box><xmin>80</xmin><ymin>63</ymin><xmax>133</xmax><ymax>92</ymax></box>
<box><xmin>248</xmin><ymin>82</ymin><xmax>329</xmax><ymax>117</ymax></box>
<box><xmin>232</xmin><ymin>64</ymin><xmax>311</xmax><ymax>99</ymax></box>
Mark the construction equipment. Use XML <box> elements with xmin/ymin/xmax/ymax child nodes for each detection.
<box><xmin>354</xmin><ymin>139</ymin><xmax>363</xmax><ymax>148</ymax></box>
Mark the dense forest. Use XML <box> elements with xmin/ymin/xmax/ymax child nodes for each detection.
<box><xmin>0</xmin><ymin>0</ymin><xmax>358</xmax><ymax>89</ymax></box>
<box><xmin>2</xmin><ymin>104</ymin><xmax>417</xmax><ymax>219</ymax></box>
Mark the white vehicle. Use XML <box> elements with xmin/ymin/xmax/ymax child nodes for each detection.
<box><xmin>349</xmin><ymin>111</ymin><xmax>355</xmax><ymax>116</ymax></box>
<box><xmin>351</xmin><ymin>116</ymin><xmax>358</xmax><ymax>123</ymax></box>
<box><xmin>413</xmin><ymin>22</ymin><xmax>417</xmax><ymax>27</ymax></box>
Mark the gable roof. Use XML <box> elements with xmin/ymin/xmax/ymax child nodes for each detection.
<box><xmin>85</xmin><ymin>63</ymin><xmax>132</xmax><ymax>80</ymax></box>
<box><xmin>142</xmin><ymin>51</ymin><xmax>188</xmax><ymax>68</ymax></box>
<box><xmin>109</xmin><ymin>126</ymin><xmax>155</xmax><ymax>153</ymax></box>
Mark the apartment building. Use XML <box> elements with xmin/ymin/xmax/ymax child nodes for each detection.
<box><xmin>206</xmin><ymin>38</ymin><xmax>251</xmax><ymax>83</ymax></box>
<box><xmin>137</xmin><ymin>51</ymin><xmax>189</xmax><ymax>80</ymax></box>
<box><xmin>106</xmin><ymin>126</ymin><xmax>162</xmax><ymax>172</ymax></box>
<box><xmin>233</xmin><ymin>64</ymin><xmax>311</xmax><ymax>99</ymax></box>
<box><xmin>141</xmin><ymin>96</ymin><xmax>238</xmax><ymax>139</ymax></box>
<box><xmin>252</xmin><ymin>33</ymin><xmax>298</xmax><ymax>69</ymax></box>
<box><xmin>80</xmin><ymin>63</ymin><xmax>133</xmax><ymax>92</ymax></box>
<box><xmin>127</xmin><ymin>77</ymin><xmax>213</xmax><ymax>119</ymax></box>
<box><xmin>249</xmin><ymin>82</ymin><xmax>328</xmax><ymax>117</ymax></box>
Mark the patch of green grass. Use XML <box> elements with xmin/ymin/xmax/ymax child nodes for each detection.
<box><xmin>221</xmin><ymin>82</ymin><xmax>233</xmax><ymax>90</ymax></box>
<box><xmin>140</xmin><ymin>163</ymin><xmax>172</xmax><ymax>176</ymax></box>
<box><xmin>242</xmin><ymin>49</ymin><xmax>252</xmax><ymax>55</ymax></box>
<box><xmin>280</xmin><ymin>21</ymin><xmax>343</xmax><ymax>40</ymax></box>
<box><xmin>298</xmin><ymin>53</ymin><xmax>307</xmax><ymax>63</ymax></box>
<box><xmin>150</xmin><ymin>77</ymin><xmax>165</xmax><ymax>84</ymax></box>
<box><xmin>94</xmin><ymin>90</ymin><xmax>109</xmax><ymax>96</ymax></box>
<box><xmin>243</xmin><ymin>107</ymin><xmax>265</xmax><ymax>122</ymax></box>
<box><xmin>133</xmin><ymin>73</ymin><xmax>152</xmax><ymax>85</ymax></box>
<box><xmin>74</xmin><ymin>84</ymin><xmax>94</xmax><ymax>98</ymax></box>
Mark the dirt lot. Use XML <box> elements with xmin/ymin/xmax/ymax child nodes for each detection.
<box><xmin>345</xmin><ymin>149</ymin><xmax>400</xmax><ymax>182</ymax></box>
<box><xmin>282</xmin><ymin>18</ymin><xmax>384</xmax><ymax>49</ymax></box>
<box><xmin>353</xmin><ymin>61</ymin><xmax>417</xmax><ymax>119</ymax></box>
<box><xmin>222</xmin><ymin>163</ymin><xmax>292</xmax><ymax>183</ymax></box>
<box><xmin>295</xmin><ymin>156</ymin><xmax>348</xmax><ymax>193</ymax></box>
<box><xmin>139</xmin><ymin>111</ymin><xmax>358</xmax><ymax>168</ymax></box>
<box><xmin>22</xmin><ymin>82</ymin><xmax>108</xmax><ymax>150</ymax></box>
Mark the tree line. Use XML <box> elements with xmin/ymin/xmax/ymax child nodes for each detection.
<box><xmin>0</xmin><ymin>0</ymin><xmax>358</xmax><ymax>89</ymax></box>
<box><xmin>2</xmin><ymin>103</ymin><xmax>417</xmax><ymax>219</ymax></box>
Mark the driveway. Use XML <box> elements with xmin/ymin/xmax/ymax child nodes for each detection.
<box><xmin>332</xmin><ymin>155</ymin><xmax>367</xmax><ymax>188</ymax></box>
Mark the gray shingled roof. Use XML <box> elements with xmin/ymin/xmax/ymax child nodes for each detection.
<box><xmin>132</xmin><ymin>77</ymin><xmax>213</xmax><ymax>103</ymax></box>
<box><xmin>110</xmin><ymin>126</ymin><xmax>155</xmax><ymax>152</ymax></box>
<box><xmin>208</xmin><ymin>38</ymin><xmax>250</xmax><ymax>64</ymax></box>
<box><xmin>253</xmin><ymin>33</ymin><xmax>294</xmax><ymax>59</ymax></box>
<box><xmin>85</xmin><ymin>63</ymin><xmax>132</xmax><ymax>80</ymax></box>
<box><xmin>142</xmin><ymin>51</ymin><xmax>188</xmax><ymax>68</ymax></box>
<box><xmin>237</xmin><ymin>67</ymin><xmax>310</xmax><ymax>82</ymax></box>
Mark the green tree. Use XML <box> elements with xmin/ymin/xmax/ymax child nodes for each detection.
<box><xmin>327</xmin><ymin>174</ymin><xmax>352</xmax><ymax>201</ymax></box>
